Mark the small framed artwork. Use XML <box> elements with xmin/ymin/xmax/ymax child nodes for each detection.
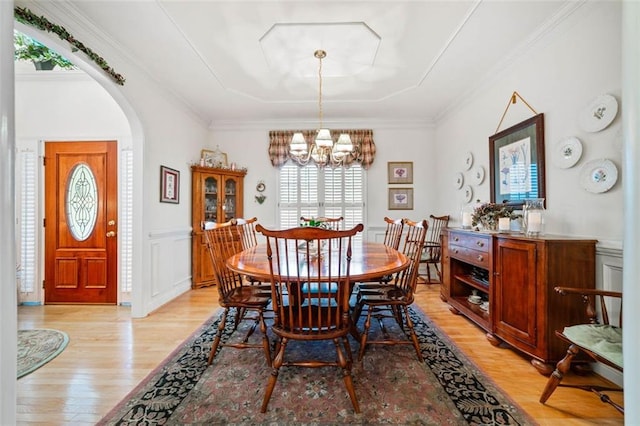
<box><xmin>489</xmin><ymin>113</ymin><xmax>545</xmax><ymax>207</ymax></box>
<box><xmin>160</xmin><ymin>165</ymin><xmax>180</xmax><ymax>204</ymax></box>
<box><xmin>388</xmin><ymin>188</ymin><xmax>414</xmax><ymax>210</ymax></box>
<box><xmin>387</xmin><ymin>161</ymin><xmax>413</xmax><ymax>184</ymax></box>
<box><xmin>200</xmin><ymin>149</ymin><xmax>215</xmax><ymax>167</ymax></box>
<box><xmin>201</xmin><ymin>147</ymin><xmax>228</xmax><ymax>168</ymax></box>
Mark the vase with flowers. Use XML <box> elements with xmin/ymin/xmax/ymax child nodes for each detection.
<box><xmin>471</xmin><ymin>200</ymin><xmax>520</xmax><ymax>231</ymax></box>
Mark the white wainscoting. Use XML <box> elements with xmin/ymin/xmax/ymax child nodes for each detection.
<box><xmin>367</xmin><ymin>226</ymin><xmax>388</xmax><ymax>244</ymax></box>
<box><xmin>147</xmin><ymin>227</ymin><xmax>193</xmax><ymax>313</ymax></box>
<box><xmin>593</xmin><ymin>244</ymin><xmax>623</xmax><ymax>387</ymax></box>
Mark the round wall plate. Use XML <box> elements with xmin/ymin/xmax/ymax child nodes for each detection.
<box><xmin>553</xmin><ymin>137</ymin><xmax>582</xmax><ymax>169</ymax></box>
<box><xmin>580</xmin><ymin>159</ymin><xmax>618</xmax><ymax>193</ymax></box>
<box><xmin>462</xmin><ymin>185</ymin><xmax>473</xmax><ymax>203</ymax></box>
<box><xmin>579</xmin><ymin>94</ymin><xmax>618</xmax><ymax>133</ymax></box>
<box><xmin>463</xmin><ymin>152</ymin><xmax>474</xmax><ymax>171</ymax></box>
<box><xmin>454</xmin><ymin>172</ymin><xmax>464</xmax><ymax>189</ymax></box>
<box><xmin>472</xmin><ymin>166</ymin><xmax>485</xmax><ymax>185</ymax></box>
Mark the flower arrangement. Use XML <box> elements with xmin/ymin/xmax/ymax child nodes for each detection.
<box><xmin>471</xmin><ymin>200</ymin><xmax>519</xmax><ymax>230</ymax></box>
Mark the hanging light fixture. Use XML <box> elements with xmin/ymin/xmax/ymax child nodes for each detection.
<box><xmin>289</xmin><ymin>50</ymin><xmax>354</xmax><ymax>167</ymax></box>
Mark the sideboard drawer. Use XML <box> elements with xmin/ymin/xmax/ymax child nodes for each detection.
<box><xmin>448</xmin><ymin>232</ymin><xmax>490</xmax><ymax>253</ymax></box>
<box><xmin>448</xmin><ymin>244</ymin><xmax>490</xmax><ymax>269</ymax></box>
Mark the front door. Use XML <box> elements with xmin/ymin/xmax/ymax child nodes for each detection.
<box><xmin>44</xmin><ymin>141</ymin><xmax>118</xmax><ymax>304</ymax></box>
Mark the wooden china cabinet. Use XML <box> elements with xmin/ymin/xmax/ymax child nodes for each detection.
<box><xmin>443</xmin><ymin>228</ymin><xmax>596</xmax><ymax>375</ymax></box>
<box><xmin>191</xmin><ymin>165</ymin><xmax>246</xmax><ymax>288</ymax></box>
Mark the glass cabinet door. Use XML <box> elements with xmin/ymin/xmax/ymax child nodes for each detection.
<box><xmin>204</xmin><ymin>176</ymin><xmax>218</xmax><ymax>222</ymax></box>
<box><xmin>223</xmin><ymin>177</ymin><xmax>237</xmax><ymax>221</ymax></box>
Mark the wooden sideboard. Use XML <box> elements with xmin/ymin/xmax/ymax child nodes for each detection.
<box><xmin>443</xmin><ymin>228</ymin><xmax>596</xmax><ymax>375</ymax></box>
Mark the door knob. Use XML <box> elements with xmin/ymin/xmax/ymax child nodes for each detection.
<box><xmin>106</xmin><ymin>231</ymin><xmax>116</xmax><ymax>237</ymax></box>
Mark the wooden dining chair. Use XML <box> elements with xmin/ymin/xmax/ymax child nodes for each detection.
<box><xmin>235</xmin><ymin>216</ymin><xmax>259</xmax><ymax>250</ymax></box>
<box><xmin>539</xmin><ymin>286</ymin><xmax>623</xmax><ymax>413</ymax></box>
<box><xmin>355</xmin><ymin>217</ymin><xmax>405</xmax><ymax>293</ymax></box>
<box><xmin>203</xmin><ymin>222</ymin><xmax>271</xmax><ymax>367</ymax></box>
<box><xmin>233</xmin><ymin>217</ymin><xmax>271</xmax><ymax>290</ymax></box>
<box><xmin>256</xmin><ymin>223</ymin><xmax>364</xmax><ymax>414</ymax></box>
<box><xmin>419</xmin><ymin>214</ymin><xmax>450</xmax><ymax>283</ymax></box>
<box><xmin>300</xmin><ymin>215</ymin><xmax>344</xmax><ymax>230</ymax></box>
<box><xmin>353</xmin><ymin>219</ymin><xmax>428</xmax><ymax>362</ymax></box>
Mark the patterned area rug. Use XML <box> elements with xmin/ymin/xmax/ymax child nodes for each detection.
<box><xmin>18</xmin><ymin>329</ymin><xmax>69</xmax><ymax>379</ymax></box>
<box><xmin>99</xmin><ymin>307</ymin><xmax>534</xmax><ymax>425</ymax></box>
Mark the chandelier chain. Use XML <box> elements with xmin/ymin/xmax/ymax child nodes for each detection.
<box><xmin>316</xmin><ymin>49</ymin><xmax>325</xmax><ymax>130</ymax></box>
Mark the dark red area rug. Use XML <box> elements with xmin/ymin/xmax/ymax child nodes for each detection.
<box><xmin>99</xmin><ymin>306</ymin><xmax>534</xmax><ymax>425</ymax></box>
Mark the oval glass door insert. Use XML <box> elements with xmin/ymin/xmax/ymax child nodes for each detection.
<box><xmin>66</xmin><ymin>163</ymin><xmax>98</xmax><ymax>241</ymax></box>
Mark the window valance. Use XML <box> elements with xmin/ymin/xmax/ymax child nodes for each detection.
<box><xmin>268</xmin><ymin>129</ymin><xmax>376</xmax><ymax>169</ymax></box>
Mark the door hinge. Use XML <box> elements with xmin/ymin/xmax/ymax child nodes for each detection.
<box><xmin>43</xmin><ymin>218</ymin><xmax>46</xmax><ymax>227</ymax></box>
<box><xmin>42</xmin><ymin>156</ymin><xmax>46</xmax><ymax>166</ymax></box>
<box><xmin>42</xmin><ymin>280</ymin><xmax>45</xmax><ymax>289</ymax></box>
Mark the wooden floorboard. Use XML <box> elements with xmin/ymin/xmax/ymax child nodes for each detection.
<box><xmin>16</xmin><ymin>282</ymin><xmax>624</xmax><ymax>425</ymax></box>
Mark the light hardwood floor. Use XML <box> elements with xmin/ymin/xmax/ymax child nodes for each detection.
<box><xmin>17</xmin><ymin>281</ymin><xmax>624</xmax><ymax>425</ymax></box>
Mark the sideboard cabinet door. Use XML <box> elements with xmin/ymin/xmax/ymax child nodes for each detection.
<box><xmin>493</xmin><ymin>238</ymin><xmax>538</xmax><ymax>351</ymax></box>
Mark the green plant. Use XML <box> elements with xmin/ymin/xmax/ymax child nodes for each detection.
<box><xmin>14</xmin><ymin>31</ymin><xmax>75</xmax><ymax>69</ymax></box>
<box><xmin>14</xmin><ymin>7</ymin><xmax>125</xmax><ymax>85</ymax></box>
<box><xmin>300</xmin><ymin>218</ymin><xmax>328</xmax><ymax>228</ymax></box>
<box><xmin>471</xmin><ymin>200</ymin><xmax>520</xmax><ymax>229</ymax></box>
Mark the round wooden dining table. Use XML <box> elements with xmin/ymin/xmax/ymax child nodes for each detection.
<box><xmin>226</xmin><ymin>241</ymin><xmax>409</xmax><ymax>282</ymax></box>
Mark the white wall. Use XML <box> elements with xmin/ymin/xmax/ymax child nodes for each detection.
<box><xmin>435</xmin><ymin>1</ymin><xmax>623</xmax><ymax>248</ymax></box>
<box><xmin>209</xmin><ymin>124</ymin><xmax>436</xmax><ymax>233</ymax></box>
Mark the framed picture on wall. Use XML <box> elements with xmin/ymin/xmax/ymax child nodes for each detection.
<box><xmin>387</xmin><ymin>162</ymin><xmax>413</xmax><ymax>184</ymax></box>
<box><xmin>388</xmin><ymin>188</ymin><xmax>414</xmax><ymax>210</ymax></box>
<box><xmin>160</xmin><ymin>165</ymin><xmax>180</xmax><ymax>204</ymax></box>
<box><xmin>489</xmin><ymin>113</ymin><xmax>545</xmax><ymax>207</ymax></box>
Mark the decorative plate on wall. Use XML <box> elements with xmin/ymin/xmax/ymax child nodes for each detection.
<box><xmin>552</xmin><ymin>137</ymin><xmax>583</xmax><ymax>169</ymax></box>
<box><xmin>580</xmin><ymin>159</ymin><xmax>618</xmax><ymax>193</ymax></box>
<box><xmin>579</xmin><ymin>94</ymin><xmax>618</xmax><ymax>133</ymax></box>
<box><xmin>463</xmin><ymin>152</ymin><xmax>474</xmax><ymax>171</ymax></box>
<box><xmin>454</xmin><ymin>172</ymin><xmax>464</xmax><ymax>189</ymax></box>
<box><xmin>472</xmin><ymin>166</ymin><xmax>485</xmax><ymax>185</ymax></box>
<box><xmin>462</xmin><ymin>185</ymin><xmax>474</xmax><ymax>203</ymax></box>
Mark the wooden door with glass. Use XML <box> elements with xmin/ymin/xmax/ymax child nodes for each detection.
<box><xmin>44</xmin><ymin>140</ymin><xmax>118</xmax><ymax>304</ymax></box>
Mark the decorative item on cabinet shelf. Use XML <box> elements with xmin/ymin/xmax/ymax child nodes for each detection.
<box><xmin>522</xmin><ymin>198</ymin><xmax>545</xmax><ymax>236</ymax></box>
<box><xmin>196</xmin><ymin>147</ymin><xmax>248</xmax><ymax>172</ymax></box>
<box><xmin>460</xmin><ymin>204</ymin><xmax>474</xmax><ymax>229</ymax></box>
<box><xmin>470</xmin><ymin>200</ymin><xmax>519</xmax><ymax>231</ymax></box>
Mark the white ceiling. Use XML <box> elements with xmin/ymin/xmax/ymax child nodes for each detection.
<box><xmin>18</xmin><ymin>0</ymin><xmax>580</xmax><ymax>127</ymax></box>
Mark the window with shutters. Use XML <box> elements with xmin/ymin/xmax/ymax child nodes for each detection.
<box><xmin>278</xmin><ymin>163</ymin><xmax>365</xmax><ymax>239</ymax></box>
<box><xmin>120</xmin><ymin>149</ymin><xmax>133</xmax><ymax>294</ymax></box>
<box><xmin>19</xmin><ymin>150</ymin><xmax>37</xmax><ymax>293</ymax></box>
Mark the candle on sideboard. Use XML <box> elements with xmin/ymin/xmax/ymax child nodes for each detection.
<box><xmin>498</xmin><ymin>217</ymin><xmax>510</xmax><ymax>232</ymax></box>
<box><xmin>462</xmin><ymin>212</ymin><xmax>472</xmax><ymax>228</ymax></box>
<box><xmin>528</xmin><ymin>212</ymin><xmax>542</xmax><ymax>232</ymax></box>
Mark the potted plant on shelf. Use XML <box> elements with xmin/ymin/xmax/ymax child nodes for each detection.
<box><xmin>471</xmin><ymin>200</ymin><xmax>520</xmax><ymax>231</ymax></box>
<box><xmin>14</xmin><ymin>31</ymin><xmax>75</xmax><ymax>70</ymax></box>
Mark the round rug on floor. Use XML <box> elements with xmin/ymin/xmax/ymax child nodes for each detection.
<box><xmin>17</xmin><ymin>329</ymin><xmax>69</xmax><ymax>379</ymax></box>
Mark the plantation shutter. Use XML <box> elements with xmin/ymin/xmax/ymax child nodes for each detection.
<box><xmin>120</xmin><ymin>149</ymin><xmax>133</xmax><ymax>294</ymax></box>
<box><xmin>19</xmin><ymin>150</ymin><xmax>37</xmax><ymax>293</ymax></box>
<box><xmin>278</xmin><ymin>163</ymin><xmax>365</xmax><ymax>238</ymax></box>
